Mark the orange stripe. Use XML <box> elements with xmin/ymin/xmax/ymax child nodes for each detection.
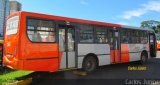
<box><xmin>121</xmin><ymin>44</ymin><xmax>130</xmax><ymax>63</ymax></box>
<box><xmin>115</xmin><ymin>50</ymin><xmax>120</xmax><ymax>63</ymax></box>
<box><xmin>111</xmin><ymin>50</ymin><xmax>120</xmax><ymax>63</ymax></box>
<box><xmin>110</xmin><ymin>50</ymin><xmax>114</xmax><ymax>63</ymax></box>
<box><xmin>59</xmin><ymin>52</ymin><xmax>63</xmax><ymax>68</ymax></box>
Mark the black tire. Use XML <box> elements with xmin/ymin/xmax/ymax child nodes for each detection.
<box><xmin>140</xmin><ymin>52</ymin><xmax>148</xmax><ymax>64</ymax></box>
<box><xmin>82</xmin><ymin>56</ymin><xmax>97</xmax><ymax>72</ymax></box>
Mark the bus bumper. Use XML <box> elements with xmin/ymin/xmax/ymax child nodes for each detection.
<box><xmin>3</xmin><ymin>56</ymin><xmax>23</xmax><ymax>70</ymax></box>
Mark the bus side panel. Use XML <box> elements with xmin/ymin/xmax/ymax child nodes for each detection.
<box><xmin>121</xmin><ymin>44</ymin><xmax>130</xmax><ymax>63</ymax></box>
<box><xmin>128</xmin><ymin>43</ymin><xmax>150</xmax><ymax>62</ymax></box>
<box><xmin>115</xmin><ymin>50</ymin><xmax>120</xmax><ymax>63</ymax></box>
<box><xmin>77</xmin><ymin>44</ymin><xmax>111</xmax><ymax>68</ymax></box>
<box><xmin>19</xmin><ymin>12</ymin><xmax>26</xmax><ymax>60</ymax></box>
<box><xmin>23</xmin><ymin>44</ymin><xmax>59</xmax><ymax>71</ymax></box>
<box><xmin>23</xmin><ymin>58</ymin><xmax>59</xmax><ymax>71</ymax></box>
<box><xmin>128</xmin><ymin>44</ymin><xmax>141</xmax><ymax>62</ymax></box>
<box><xmin>110</xmin><ymin>50</ymin><xmax>114</xmax><ymax>63</ymax></box>
<box><xmin>20</xmin><ymin>13</ymin><xmax>59</xmax><ymax>71</ymax></box>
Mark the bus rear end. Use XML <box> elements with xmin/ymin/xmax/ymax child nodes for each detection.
<box><xmin>3</xmin><ymin>12</ymin><xmax>59</xmax><ymax>72</ymax></box>
<box><xmin>3</xmin><ymin>12</ymin><xmax>22</xmax><ymax>69</ymax></box>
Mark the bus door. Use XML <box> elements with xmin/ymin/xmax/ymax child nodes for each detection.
<box><xmin>58</xmin><ymin>23</ymin><xmax>76</xmax><ymax>69</ymax></box>
<box><xmin>149</xmin><ymin>33</ymin><xmax>156</xmax><ymax>57</ymax></box>
<box><xmin>109</xmin><ymin>29</ymin><xmax>120</xmax><ymax>63</ymax></box>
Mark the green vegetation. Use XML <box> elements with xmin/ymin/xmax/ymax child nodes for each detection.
<box><xmin>141</xmin><ymin>20</ymin><xmax>160</xmax><ymax>34</ymax></box>
<box><xmin>0</xmin><ymin>70</ymin><xmax>33</xmax><ymax>84</ymax></box>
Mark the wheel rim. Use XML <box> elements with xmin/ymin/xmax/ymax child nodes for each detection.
<box><xmin>83</xmin><ymin>57</ymin><xmax>97</xmax><ymax>72</ymax></box>
<box><xmin>86</xmin><ymin>61</ymin><xmax>93</xmax><ymax>69</ymax></box>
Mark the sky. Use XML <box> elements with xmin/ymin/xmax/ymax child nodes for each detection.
<box><xmin>16</xmin><ymin>0</ymin><xmax>160</xmax><ymax>27</ymax></box>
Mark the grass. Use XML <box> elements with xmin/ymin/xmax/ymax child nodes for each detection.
<box><xmin>0</xmin><ymin>70</ymin><xmax>33</xmax><ymax>84</ymax></box>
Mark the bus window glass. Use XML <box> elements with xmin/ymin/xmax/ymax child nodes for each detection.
<box><xmin>96</xmin><ymin>35</ymin><xmax>106</xmax><ymax>43</ymax></box>
<box><xmin>135</xmin><ymin>31</ymin><xmax>139</xmax><ymax>43</ymax></box>
<box><xmin>59</xmin><ymin>28</ymin><xmax>65</xmax><ymax>51</ymax></box>
<box><xmin>68</xmin><ymin>28</ymin><xmax>75</xmax><ymax>51</ymax></box>
<box><xmin>131</xmin><ymin>31</ymin><xmax>136</xmax><ymax>43</ymax></box>
<box><xmin>140</xmin><ymin>31</ymin><xmax>148</xmax><ymax>43</ymax></box>
<box><xmin>95</xmin><ymin>26</ymin><xmax>108</xmax><ymax>43</ymax></box>
<box><xmin>127</xmin><ymin>30</ymin><xmax>132</xmax><ymax>43</ymax></box>
<box><xmin>27</xmin><ymin>30</ymin><xmax>34</xmax><ymax>41</ymax></box>
<box><xmin>28</xmin><ymin>19</ymin><xmax>39</xmax><ymax>27</ymax></box>
<box><xmin>109</xmin><ymin>30</ymin><xmax>114</xmax><ymax>43</ymax></box>
<box><xmin>150</xmin><ymin>35</ymin><xmax>154</xmax><ymax>43</ymax></box>
<box><xmin>27</xmin><ymin>18</ymin><xmax>55</xmax><ymax>42</ymax></box>
<box><xmin>80</xmin><ymin>34</ymin><xmax>93</xmax><ymax>43</ymax></box>
<box><xmin>27</xmin><ymin>26</ymin><xmax>34</xmax><ymax>30</ymax></box>
<box><xmin>79</xmin><ymin>24</ymin><xmax>94</xmax><ymax>43</ymax></box>
<box><xmin>59</xmin><ymin>37</ymin><xmax>64</xmax><ymax>51</ymax></box>
<box><xmin>121</xmin><ymin>30</ymin><xmax>129</xmax><ymax>43</ymax></box>
<box><xmin>144</xmin><ymin>32</ymin><xmax>148</xmax><ymax>43</ymax></box>
<box><xmin>140</xmin><ymin>31</ymin><xmax>143</xmax><ymax>43</ymax></box>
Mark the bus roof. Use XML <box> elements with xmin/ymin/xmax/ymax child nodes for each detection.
<box><xmin>9</xmin><ymin>11</ymin><xmax>154</xmax><ymax>32</ymax></box>
<box><xmin>122</xmin><ymin>25</ymin><xmax>154</xmax><ymax>31</ymax></box>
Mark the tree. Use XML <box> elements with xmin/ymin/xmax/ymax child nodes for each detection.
<box><xmin>157</xmin><ymin>24</ymin><xmax>160</xmax><ymax>34</ymax></box>
<box><xmin>141</xmin><ymin>20</ymin><xmax>160</xmax><ymax>34</ymax></box>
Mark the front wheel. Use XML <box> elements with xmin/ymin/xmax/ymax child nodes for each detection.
<box><xmin>82</xmin><ymin>56</ymin><xmax>97</xmax><ymax>72</ymax></box>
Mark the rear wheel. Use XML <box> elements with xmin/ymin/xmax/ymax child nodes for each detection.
<box><xmin>82</xmin><ymin>56</ymin><xmax>97</xmax><ymax>72</ymax></box>
<box><xmin>140</xmin><ymin>52</ymin><xmax>148</xmax><ymax>64</ymax></box>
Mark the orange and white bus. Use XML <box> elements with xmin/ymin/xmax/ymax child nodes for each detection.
<box><xmin>3</xmin><ymin>11</ymin><xmax>157</xmax><ymax>72</ymax></box>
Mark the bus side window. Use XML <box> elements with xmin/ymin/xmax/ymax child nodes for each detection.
<box><xmin>140</xmin><ymin>31</ymin><xmax>148</xmax><ymax>43</ymax></box>
<box><xmin>59</xmin><ymin>29</ymin><xmax>65</xmax><ymax>51</ymax></box>
<box><xmin>95</xmin><ymin>26</ymin><xmax>108</xmax><ymax>43</ymax></box>
<box><xmin>27</xmin><ymin>18</ymin><xmax>55</xmax><ymax>43</ymax></box>
<box><xmin>79</xmin><ymin>24</ymin><xmax>94</xmax><ymax>43</ymax></box>
<box><xmin>121</xmin><ymin>30</ymin><xmax>128</xmax><ymax>43</ymax></box>
<box><xmin>59</xmin><ymin>34</ymin><xmax>65</xmax><ymax>51</ymax></box>
<box><xmin>27</xmin><ymin>26</ymin><xmax>34</xmax><ymax>41</ymax></box>
<box><xmin>122</xmin><ymin>36</ymin><xmax>128</xmax><ymax>43</ymax></box>
<box><xmin>150</xmin><ymin>35</ymin><xmax>154</xmax><ymax>43</ymax></box>
<box><xmin>68</xmin><ymin>33</ymin><xmax>74</xmax><ymax>51</ymax></box>
<box><xmin>32</xmin><ymin>32</ymin><xmax>42</xmax><ymax>42</ymax></box>
<box><xmin>47</xmin><ymin>32</ymin><xmax>55</xmax><ymax>42</ymax></box>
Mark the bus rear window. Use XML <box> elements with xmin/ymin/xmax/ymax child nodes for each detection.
<box><xmin>6</xmin><ymin>16</ymin><xmax>19</xmax><ymax>35</ymax></box>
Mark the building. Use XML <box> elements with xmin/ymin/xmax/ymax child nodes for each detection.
<box><xmin>0</xmin><ymin>0</ymin><xmax>10</xmax><ymax>37</ymax></box>
<box><xmin>0</xmin><ymin>0</ymin><xmax>21</xmax><ymax>37</ymax></box>
<box><xmin>10</xmin><ymin>0</ymin><xmax>22</xmax><ymax>14</ymax></box>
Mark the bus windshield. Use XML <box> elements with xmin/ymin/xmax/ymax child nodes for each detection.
<box><xmin>6</xmin><ymin>16</ymin><xmax>19</xmax><ymax>35</ymax></box>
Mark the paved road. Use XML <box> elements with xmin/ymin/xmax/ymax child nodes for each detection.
<box><xmin>29</xmin><ymin>51</ymin><xmax>160</xmax><ymax>85</ymax></box>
